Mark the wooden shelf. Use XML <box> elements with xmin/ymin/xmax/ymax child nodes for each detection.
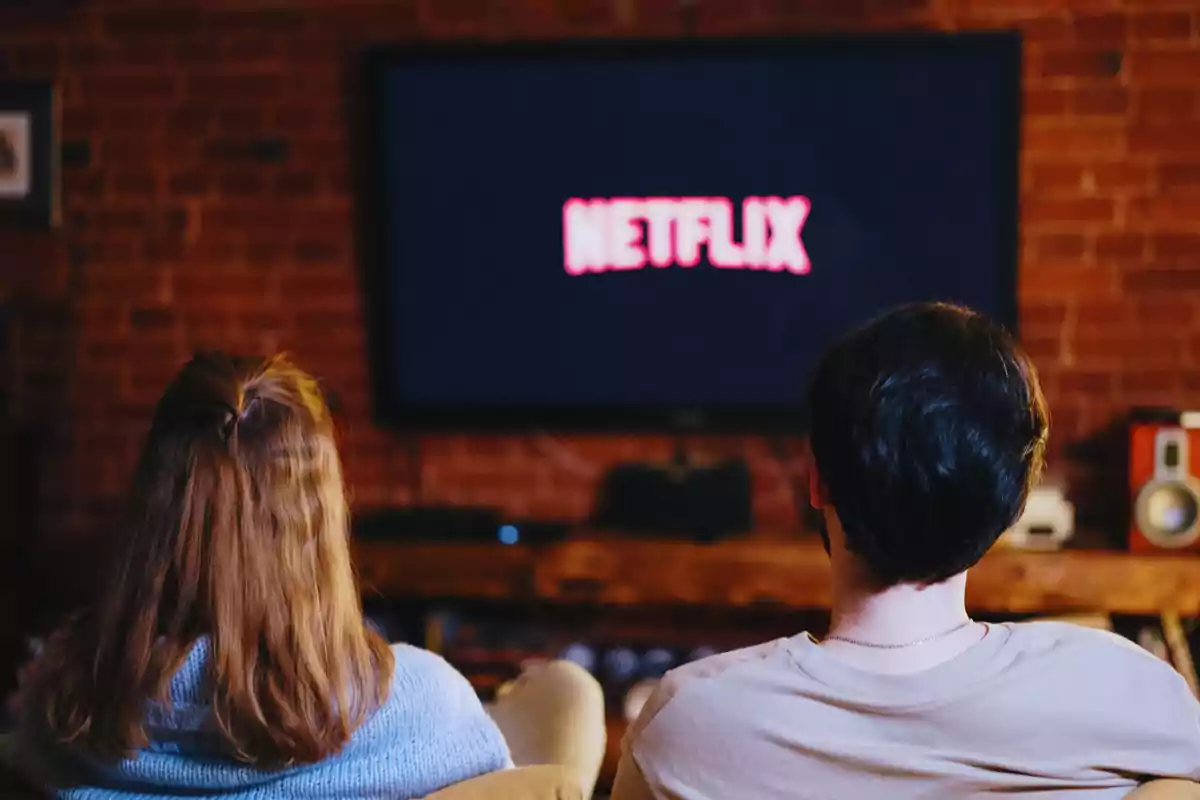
<box><xmin>353</xmin><ymin>537</ymin><xmax>1200</xmax><ymax>616</ymax></box>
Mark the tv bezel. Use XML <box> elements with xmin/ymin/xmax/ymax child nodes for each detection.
<box><xmin>360</xmin><ymin>33</ymin><xmax>1022</xmax><ymax>433</ymax></box>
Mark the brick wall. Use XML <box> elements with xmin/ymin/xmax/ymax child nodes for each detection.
<box><xmin>0</xmin><ymin>0</ymin><xmax>1198</xmax><ymax>564</ymax></box>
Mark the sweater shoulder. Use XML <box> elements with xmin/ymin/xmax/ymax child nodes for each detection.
<box><xmin>374</xmin><ymin>644</ymin><xmax>497</xmax><ymax>735</ymax></box>
<box><xmin>387</xmin><ymin>643</ymin><xmax>479</xmax><ymax>704</ymax></box>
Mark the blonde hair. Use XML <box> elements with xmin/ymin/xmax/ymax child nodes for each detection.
<box><xmin>36</xmin><ymin>353</ymin><xmax>393</xmax><ymax>767</ymax></box>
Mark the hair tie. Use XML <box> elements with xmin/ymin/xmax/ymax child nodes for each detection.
<box><xmin>220</xmin><ymin>410</ymin><xmax>238</xmax><ymax>442</ymax></box>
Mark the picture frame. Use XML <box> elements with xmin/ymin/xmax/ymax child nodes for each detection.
<box><xmin>0</xmin><ymin>82</ymin><xmax>59</xmax><ymax>229</ymax></box>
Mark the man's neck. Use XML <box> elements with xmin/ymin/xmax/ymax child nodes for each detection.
<box><xmin>829</xmin><ymin>564</ymin><xmax>970</xmax><ymax>644</ymax></box>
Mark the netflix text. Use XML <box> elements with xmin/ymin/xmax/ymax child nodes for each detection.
<box><xmin>563</xmin><ymin>196</ymin><xmax>812</xmax><ymax>276</ymax></box>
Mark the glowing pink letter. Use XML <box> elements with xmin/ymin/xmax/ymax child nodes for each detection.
<box><xmin>563</xmin><ymin>198</ymin><xmax>609</xmax><ymax>275</ymax></box>
<box><xmin>607</xmin><ymin>198</ymin><xmax>646</xmax><ymax>270</ymax></box>
<box><xmin>764</xmin><ymin>196</ymin><xmax>812</xmax><ymax>274</ymax></box>
<box><xmin>674</xmin><ymin>199</ymin><xmax>709</xmax><ymax>268</ymax></box>
<box><xmin>708</xmin><ymin>197</ymin><xmax>744</xmax><ymax>268</ymax></box>
<box><xmin>741</xmin><ymin>197</ymin><xmax>769</xmax><ymax>269</ymax></box>
<box><xmin>642</xmin><ymin>198</ymin><xmax>676</xmax><ymax>268</ymax></box>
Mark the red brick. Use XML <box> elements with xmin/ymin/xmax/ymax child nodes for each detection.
<box><xmin>81</xmin><ymin>262</ymin><xmax>170</xmax><ymax>303</ymax></box>
<box><xmin>186</xmin><ymin>239</ymin><xmax>242</xmax><ymax>264</ymax></box>
<box><xmin>1128</xmin><ymin>196</ymin><xmax>1200</xmax><ymax>224</ymax></box>
<box><xmin>1090</xmin><ymin>162</ymin><xmax>1154</xmax><ymax>191</ymax></box>
<box><xmin>1137</xmin><ymin>88</ymin><xmax>1197</xmax><ymax>118</ymax></box>
<box><xmin>1059</xmin><ymin>370</ymin><xmax>1114</xmax><ymax>393</ymax></box>
<box><xmin>63</xmin><ymin>108</ymin><xmax>103</xmax><ymax>133</ymax></box>
<box><xmin>1036</xmin><ymin>49</ymin><xmax>1122</xmax><ymax>79</ymax></box>
<box><xmin>116</xmin><ymin>39</ymin><xmax>173</xmax><ymax>67</ymax></box>
<box><xmin>272</xmin><ymin>106</ymin><xmax>320</xmax><ymax>132</ymax></box>
<box><xmin>1130</xmin><ymin>12</ymin><xmax>1192</xmax><ymax>41</ymax></box>
<box><xmin>1014</xmin><ymin>15</ymin><xmax>1073</xmax><ymax>44</ymax></box>
<box><xmin>1126</xmin><ymin>51</ymin><xmax>1200</xmax><ymax>84</ymax></box>
<box><xmin>187</xmin><ymin>73</ymin><xmax>287</xmax><ymax>100</ymax></box>
<box><xmin>1021</xmin><ymin>263</ymin><xmax>1117</xmax><ymax>297</ymax></box>
<box><xmin>1019</xmin><ymin>300</ymin><xmax>1069</xmax><ymax>327</ymax></box>
<box><xmin>1024</xmin><ymin>87</ymin><xmax>1069</xmax><ymax>116</ymax></box>
<box><xmin>105</xmin><ymin>8</ymin><xmax>205</xmax><ymax>36</ymax></box>
<box><xmin>129</xmin><ymin>306</ymin><xmax>177</xmax><ymax>332</ymax></box>
<box><xmin>77</xmin><ymin>301</ymin><xmax>126</xmax><ymax>340</ymax></box>
<box><xmin>145</xmin><ymin>240</ymin><xmax>187</xmax><ymax>265</ymax></box>
<box><xmin>101</xmin><ymin>138</ymin><xmax>201</xmax><ymax>166</ymax></box>
<box><xmin>174</xmin><ymin>268</ymin><xmax>275</xmax><ymax>302</ymax></box>
<box><xmin>550</xmin><ymin>0</ymin><xmax>619</xmax><ymax>31</ymax></box>
<box><xmin>418</xmin><ymin>0</ymin><xmax>498</xmax><ymax>34</ymax></box>
<box><xmin>1153</xmin><ymin>233</ymin><xmax>1200</xmax><ymax>261</ymax></box>
<box><xmin>168</xmin><ymin>172</ymin><xmax>211</xmax><ymax>197</ymax></box>
<box><xmin>12</xmin><ymin>42</ymin><xmax>63</xmax><ymax>73</ymax></box>
<box><xmin>166</xmin><ymin>107</ymin><xmax>214</xmax><ymax>135</ymax></box>
<box><xmin>205</xmin><ymin>8</ymin><xmax>308</xmax><ymax>33</ymax></box>
<box><xmin>81</xmin><ymin>73</ymin><xmax>180</xmax><ymax>101</ymax></box>
<box><xmin>1072</xmin><ymin>333</ymin><xmax>1185</xmax><ymax>366</ymax></box>
<box><xmin>1134</xmin><ymin>299</ymin><xmax>1195</xmax><ymax>327</ymax></box>
<box><xmin>1120</xmin><ymin>370</ymin><xmax>1181</xmax><ymax>394</ymax></box>
<box><xmin>276</xmin><ymin>172</ymin><xmax>318</xmax><ymax>197</ymax></box>
<box><xmin>175</xmin><ymin>38</ymin><xmax>221</xmax><ymax>66</ymax></box>
<box><xmin>64</xmin><ymin>171</ymin><xmax>106</xmax><ymax>201</ymax></box>
<box><xmin>241</xmin><ymin>309</ymin><xmax>283</xmax><ymax>334</ymax></box>
<box><xmin>218</xmin><ymin>107</ymin><xmax>265</xmax><ymax>133</ymax></box>
<box><xmin>1024</xmin><ymin>197</ymin><xmax>1115</xmax><ymax>224</ymax></box>
<box><xmin>1129</xmin><ymin>123</ymin><xmax>1200</xmax><ymax>154</ymax></box>
<box><xmin>1074</xmin><ymin>298</ymin><xmax>1127</xmax><ymax>328</ymax></box>
<box><xmin>1071</xmin><ymin>14</ymin><xmax>1127</xmax><ymax>45</ymax></box>
<box><xmin>1018</xmin><ymin>334</ymin><xmax>1063</xmax><ymax>363</ymax></box>
<box><xmin>219</xmin><ymin>171</ymin><xmax>267</xmax><ymax>199</ymax></box>
<box><xmin>246</xmin><ymin>238</ymin><xmax>292</xmax><ymax>263</ymax></box>
<box><xmin>1095</xmin><ymin>233</ymin><xmax>1147</xmax><ymax>261</ymax></box>
<box><xmin>1028</xmin><ymin>163</ymin><xmax>1085</xmax><ymax>191</ymax></box>
<box><xmin>295</xmin><ymin>239</ymin><xmax>345</xmax><ymax>264</ymax></box>
<box><xmin>1122</xmin><ymin>268</ymin><xmax>1200</xmax><ymax>293</ymax></box>
<box><xmin>223</xmin><ymin>37</ymin><xmax>287</xmax><ymax>64</ymax></box>
<box><xmin>202</xmin><ymin>205</ymin><xmax>296</xmax><ymax>235</ymax></box>
<box><xmin>111</xmin><ymin>172</ymin><xmax>158</xmax><ymax>199</ymax></box>
<box><xmin>1024</xmin><ymin>125</ymin><xmax>1124</xmax><ymax>155</ymax></box>
<box><xmin>1159</xmin><ymin>162</ymin><xmax>1200</xmax><ymax>190</ymax></box>
<box><xmin>1031</xmin><ymin>233</ymin><xmax>1087</xmax><ymax>259</ymax></box>
<box><xmin>66</xmin><ymin>43</ymin><xmax>108</xmax><ymax>70</ymax></box>
<box><xmin>1072</xmin><ymin>86</ymin><xmax>1129</xmax><ymax>115</ymax></box>
<box><xmin>305</xmin><ymin>2</ymin><xmax>420</xmax><ymax>37</ymax></box>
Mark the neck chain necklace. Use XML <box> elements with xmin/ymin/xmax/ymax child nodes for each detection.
<box><xmin>823</xmin><ymin>619</ymin><xmax>979</xmax><ymax>649</ymax></box>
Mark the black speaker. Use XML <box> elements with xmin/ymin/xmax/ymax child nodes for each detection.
<box><xmin>593</xmin><ymin>458</ymin><xmax>753</xmax><ymax>541</ymax></box>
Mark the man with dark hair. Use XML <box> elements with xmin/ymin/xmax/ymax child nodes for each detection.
<box><xmin>614</xmin><ymin>303</ymin><xmax>1200</xmax><ymax>799</ymax></box>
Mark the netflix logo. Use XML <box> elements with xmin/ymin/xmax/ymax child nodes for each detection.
<box><xmin>563</xmin><ymin>196</ymin><xmax>812</xmax><ymax>276</ymax></box>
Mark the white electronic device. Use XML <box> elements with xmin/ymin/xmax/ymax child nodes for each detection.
<box><xmin>1001</xmin><ymin>485</ymin><xmax>1075</xmax><ymax>551</ymax></box>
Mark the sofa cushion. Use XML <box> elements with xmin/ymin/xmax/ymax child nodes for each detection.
<box><xmin>424</xmin><ymin>766</ymin><xmax>581</xmax><ymax>800</ymax></box>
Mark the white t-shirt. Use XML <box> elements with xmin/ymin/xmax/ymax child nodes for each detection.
<box><xmin>614</xmin><ymin>622</ymin><xmax>1200</xmax><ymax>799</ymax></box>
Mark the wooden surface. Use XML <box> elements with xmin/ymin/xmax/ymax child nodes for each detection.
<box><xmin>353</xmin><ymin>537</ymin><xmax>1200</xmax><ymax>615</ymax></box>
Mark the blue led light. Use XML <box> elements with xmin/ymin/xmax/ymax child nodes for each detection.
<box><xmin>498</xmin><ymin>524</ymin><xmax>519</xmax><ymax>545</ymax></box>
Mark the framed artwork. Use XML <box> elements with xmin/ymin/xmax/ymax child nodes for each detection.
<box><xmin>0</xmin><ymin>82</ymin><xmax>59</xmax><ymax>229</ymax></box>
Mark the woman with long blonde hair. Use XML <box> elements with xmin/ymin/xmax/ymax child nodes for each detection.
<box><xmin>7</xmin><ymin>353</ymin><xmax>510</xmax><ymax>798</ymax></box>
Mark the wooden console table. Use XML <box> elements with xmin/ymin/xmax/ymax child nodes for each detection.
<box><xmin>353</xmin><ymin>536</ymin><xmax>1200</xmax><ymax>616</ymax></box>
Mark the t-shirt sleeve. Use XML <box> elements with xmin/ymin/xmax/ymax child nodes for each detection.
<box><xmin>619</xmin><ymin>641</ymin><xmax>788</xmax><ymax>798</ymax></box>
<box><xmin>1139</xmin><ymin>669</ymin><xmax>1200</xmax><ymax>781</ymax></box>
<box><xmin>1064</xmin><ymin>630</ymin><xmax>1200</xmax><ymax>782</ymax></box>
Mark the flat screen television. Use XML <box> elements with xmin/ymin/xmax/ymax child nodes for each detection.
<box><xmin>364</xmin><ymin>34</ymin><xmax>1021</xmax><ymax>431</ymax></box>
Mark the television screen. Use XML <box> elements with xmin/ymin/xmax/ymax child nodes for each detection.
<box><xmin>366</xmin><ymin>35</ymin><xmax>1020</xmax><ymax>430</ymax></box>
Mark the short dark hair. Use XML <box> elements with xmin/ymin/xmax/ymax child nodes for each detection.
<box><xmin>807</xmin><ymin>302</ymin><xmax>1049</xmax><ymax>586</ymax></box>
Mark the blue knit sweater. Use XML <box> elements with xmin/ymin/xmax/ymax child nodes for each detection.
<box><xmin>10</xmin><ymin>641</ymin><xmax>512</xmax><ymax>799</ymax></box>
